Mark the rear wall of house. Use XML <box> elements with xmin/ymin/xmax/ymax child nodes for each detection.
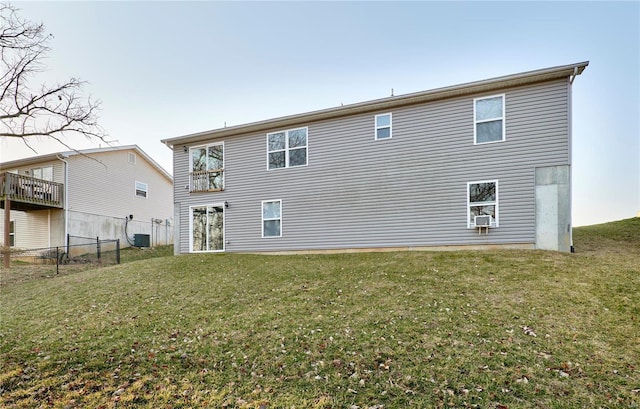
<box><xmin>173</xmin><ymin>79</ymin><xmax>571</xmax><ymax>253</ymax></box>
<box><xmin>66</xmin><ymin>150</ymin><xmax>174</xmax><ymax>246</ymax></box>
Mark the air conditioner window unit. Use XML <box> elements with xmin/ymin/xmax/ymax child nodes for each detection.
<box><xmin>474</xmin><ymin>215</ymin><xmax>493</xmax><ymax>227</ymax></box>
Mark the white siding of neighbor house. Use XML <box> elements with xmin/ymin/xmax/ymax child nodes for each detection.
<box><xmin>173</xmin><ymin>79</ymin><xmax>571</xmax><ymax>253</ymax></box>
<box><xmin>65</xmin><ymin>149</ymin><xmax>174</xmax><ymax>243</ymax></box>
<box><xmin>0</xmin><ymin>209</ymin><xmax>49</xmax><ymax>248</ymax></box>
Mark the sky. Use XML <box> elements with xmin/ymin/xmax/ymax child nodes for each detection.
<box><xmin>0</xmin><ymin>1</ymin><xmax>638</xmax><ymax>227</ymax></box>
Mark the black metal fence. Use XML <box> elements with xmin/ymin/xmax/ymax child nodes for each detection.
<box><xmin>4</xmin><ymin>238</ymin><xmax>120</xmax><ymax>274</ymax></box>
<box><xmin>67</xmin><ymin>234</ymin><xmax>115</xmax><ymax>257</ymax></box>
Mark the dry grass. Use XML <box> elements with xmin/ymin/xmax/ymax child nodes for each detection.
<box><xmin>1</xmin><ymin>219</ymin><xmax>638</xmax><ymax>408</ymax></box>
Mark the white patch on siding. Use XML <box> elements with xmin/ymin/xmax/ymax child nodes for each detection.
<box><xmin>536</xmin><ymin>184</ymin><xmax>559</xmax><ymax>250</ymax></box>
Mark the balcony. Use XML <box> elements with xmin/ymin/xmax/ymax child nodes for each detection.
<box><xmin>190</xmin><ymin>169</ymin><xmax>224</xmax><ymax>193</ymax></box>
<box><xmin>0</xmin><ymin>172</ymin><xmax>64</xmax><ymax>211</ymax></box>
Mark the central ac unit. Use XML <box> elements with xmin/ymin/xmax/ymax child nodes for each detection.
<box><xmin>134</xmin><ymin>234</ymin><xmax>150</xmax><ymax>247</ymax></box>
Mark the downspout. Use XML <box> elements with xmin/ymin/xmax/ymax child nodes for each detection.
<box><xmin>48</xmin><ymin>209</ymin><xmax>51</xmax><ymax>248</ymax></box>
<box><xmin>567</xmin><ymin>75</ymin><xmax>574</xmax><ymax>251</ymax></box>
<box><xmin>57</xmin><ymin>155</ymin><xmax>69</xmax><ymax>249</ymax></box>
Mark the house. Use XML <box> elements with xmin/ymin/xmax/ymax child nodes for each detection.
<box><xmin>161</xmin><ymin>62</ymin><xmax>588</xmax><ymax>255</ymax></box>
<box><xmin>1</xmin><ymin>145</ymin><xmax>174</xmax><ymax>260</ymax></box>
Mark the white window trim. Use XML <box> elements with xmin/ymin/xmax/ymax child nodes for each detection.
<box><xmin>135</xmin><ymin>181</ymin><xmax>148</xmax><ymax>198</ymax></box>
<box><xmin>473</xmin><ymin>94</ymin><xmax>505</xmax><ymax>145</ymax></box>
<box><xmin>189</xmin><ymin>203</ymin><xmax>226</xmax><ymax>253</ymax></box>
<box><xmin>261</xmin><ymin>199</ymin><xmax>282</xmax><ymax>238</ymax></box>
<box><xmin>467</xmin><ymin>180</ymin><xmax>499</xmax><ymax>228</ymax></box>
<box><xmin>266</xmin><ymin>127</ymin><xmax>308</xmax><ymax>170</ymax></box>
<box><xmin>374</xmin><ymin>113</ymin><xmax>393</xmax><ymax>140</ymax></box>
<box><xmin>31</xmin><ymin>166</ymin><xmax>53</xmax><ymax>181</ymax></box>
<box><xmin>189</xmin><ymin>142</ymin><xmax>225</xmax><ymax>192</ymax></box>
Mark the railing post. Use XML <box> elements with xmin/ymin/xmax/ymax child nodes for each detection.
<box><xmin>3</xmin><ymin>197</ymin><xmax>10</xmax><ymax>268</ymax></box>
<box><xmin>56</xmin><ymin>246</ymin><xmax>59</xmax><ymax>275</ymax></box>
<box><xmin>96</xmin><ymin>236</ymin><xmax>101</xmax><ymax>260</ymax></box>
<box><xmin>116</xmin><ymin>239</ymin><xmax>120</xmax><ymax>264</ymax></box>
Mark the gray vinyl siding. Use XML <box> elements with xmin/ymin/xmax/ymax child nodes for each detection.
<box><xmin>174</xmin><ymin>79</ymin><xmax>570</xmax><ymax>253</ymax></box>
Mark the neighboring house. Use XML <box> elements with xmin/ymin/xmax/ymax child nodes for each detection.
<box><xmin>161</xmin><ymin>62</ymin><xmax>588</xmax><ymax>254</ymax></box>
<box><xmin>1</xmin><ymin>145</ymin><xmax>173</xmax><ymax>255</ymax></box>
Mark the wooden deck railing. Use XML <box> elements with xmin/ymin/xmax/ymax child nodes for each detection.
<box><xmin>190</xmin><ymin>169</ymin><xmax>224</xmax><ymax>192</ymax></box>
<box><xmin>0</xmin><ymin>172</ymin><xmax>64</xmax><ymax>208</ymax></box>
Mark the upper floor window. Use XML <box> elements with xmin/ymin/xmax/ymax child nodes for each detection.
<box><xmin>467</xmin><ymin>180</ymin><xmax>498</xmax><ymax>228</ymax></box>
<box><xmin>375</xmin><ymin>113</ymin><xmax>392</xmax><ymax>140</ymax></box>
<box><xmin>267</xmin><ymin>127</ymin><xmax>307</xmax><ymax>169</ymax></box>
<box><xmin>135</xmin><ymin>181</ymin><xmax>148</xmax><ymax>198</ymax></box>
<box><xmin>31</xmin><ymin>166</ymin><xmax>53</xmax><ymax>181</ymax></box>
<box><xmin>190</xmin><ymin>143</ymin><xmax>224</xmax><ymax>192</ymax></box>
<box><xmin>128</xmin><ymin>152</ymin><xmax>137</xmax><ymax>164</ymax></box>
<box><xmin>474</xmin><ymin>95</ymin><xmax>505</xmax><ymax>144</ymax></box>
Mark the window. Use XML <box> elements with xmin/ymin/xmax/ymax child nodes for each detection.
<box><xmin>262</xmin><ymin>200</ymin><xmax>282</xmax><ymax>237</ymax></box>
<box><xmin>31</xmin><ymin>166</ymin><xmax>53</xmax><ymax>181</ymax></box>
<box><xmin>190</xmin><ymin>204</ymin><xmax>224</xmax><ymax>252</ymax></box>
<box><xmin>267</xmin><ymin>127</ymin><xmax>307</xmax><ymax>169</ymax></box>
<box><xmin>375</xmin><ymin>113</ymin><xmax>392</xmax><ymax>140</ymax></box>
<box><xmin>468</xmin><ymin>180</ymin><xmax>498</xmax><ymax>228</ymax></box>
<box><xmin>190</xmin><ymin>143</ymin><xmax>224</xmax><ymax>192</ymax></box>
<box><xmin>128</xmin><ymin>152</ymin><xmax>137</xmax><ymax>164</ymax></box>
<box><xmin>135</xmin><ymin>181</ymin><xmax>148</xmax><ymax>198</ymax></box>
<box><xmin>9</xmin><ymin>221</ymin><xmax>15</xmax><ymax>247</ymax></box>
<box><xmin>474</xmin><ymin>95</ymin><xmax>505</xmax><ymax>144</ymax></box>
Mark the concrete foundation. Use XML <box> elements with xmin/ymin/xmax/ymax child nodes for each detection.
<box><xmin>67</xmin><ymin>210</ymin><xmax>174</xmax><ymax>249</ymax></box>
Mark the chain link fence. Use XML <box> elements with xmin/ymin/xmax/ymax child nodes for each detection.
<box><xmin>1</xmin><ymin>238</ymin><xmax>120</xmax><ymax>283</ymax></box>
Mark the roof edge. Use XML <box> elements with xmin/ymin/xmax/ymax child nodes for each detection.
<box><xmin>162</xmin><ymin>61</ymin><xmax>589</xmax><ymax>147</ymax></box>
<box><xmin>0</xmin><ymin>145</ymin><xmax>172</xmax><ymax>181</ymax></box>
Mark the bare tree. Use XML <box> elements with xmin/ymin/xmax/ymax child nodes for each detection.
<box><xmin>0</xmin><ymin>3</ymin><xmax>106</xmax><ymax>152</ymax></box>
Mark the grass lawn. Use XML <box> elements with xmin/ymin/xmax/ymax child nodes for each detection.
<box><xmin>1</xmin><ymin>219</ymin><xmax>638</xmax><ymax>408</ymax></box>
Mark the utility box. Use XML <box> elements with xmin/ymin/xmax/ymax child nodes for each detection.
<box><xmin>134</xmin><ymin>234</ymin><xmax>150</xmax><ymax>247</ymax></box>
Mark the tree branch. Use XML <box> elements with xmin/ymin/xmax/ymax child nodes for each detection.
<box><xmin>0</xmin><ymin>3</ymin><xmax>106</xmax><ymax>150</ymax></box>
